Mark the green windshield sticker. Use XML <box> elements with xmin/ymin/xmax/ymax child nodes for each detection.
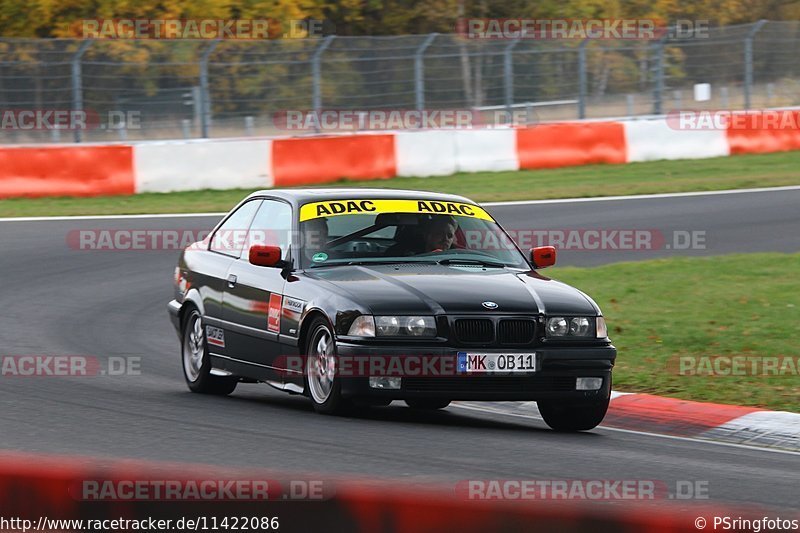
<box><xmin>312</xmin><ymin>252</ymin><xmax>329</xmax><ymax>263</ymax></box>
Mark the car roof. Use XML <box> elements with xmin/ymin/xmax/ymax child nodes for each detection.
<box><xmin>244</xmin><ymin>188</ymin><xmax>477</xmax><ymax>206</ymax></box>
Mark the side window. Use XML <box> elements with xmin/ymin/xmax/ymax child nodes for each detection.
<box><xmin>209</xmin><ymin>200</ymin><xmax>261</xmax><ymax>257</ymax></box>
<box><xmin>248</xmin><ymin>200</ymin><xmax>293</xmax><ymax>258</ymax></box>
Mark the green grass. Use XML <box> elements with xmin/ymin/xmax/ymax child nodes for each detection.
<box><xmin>1</xmin><ymin>150</ymin><xmax>799</xmax><ymax>217</ymax></box>
<box><xmin>548</xmin><ymin>253</ymin><xmax>800</xmax><ymax>412</ymax></box>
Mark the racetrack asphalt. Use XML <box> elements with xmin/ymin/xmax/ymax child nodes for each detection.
<box><xmin>1</xmin><ymin>188</ymin><xmax>798</xmax><ymax>512</ymax></box>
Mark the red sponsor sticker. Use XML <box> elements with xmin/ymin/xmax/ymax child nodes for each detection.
<box><xmin>267</xmin><ymin>293</ymin><xmax>282</xmax><ymax>333</ymax></box>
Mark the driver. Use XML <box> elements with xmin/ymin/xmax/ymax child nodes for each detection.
<box><xmin>302</xmin><ymin>217</ymin><xmax>329</xmax><ymax>261</ymax></box>
<box><xmin>422</xmin><ymin>215</ymin><xmax>457</xmax><ymax>252</ymax></box>
<box><xmin>387</xmin><ymin>215</ymin><xmax>457</xmax><ymax>256</ymax></box>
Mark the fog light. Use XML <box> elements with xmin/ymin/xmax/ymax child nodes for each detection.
<box><xmin>369</xmin><ymin>377</ymin><xmax>401</xmax><ymax>390</ymax></box>
<box><xmin>576</xmin><ymin>377</ymin><xmax>603</xmax><ymax>391</ymax></box>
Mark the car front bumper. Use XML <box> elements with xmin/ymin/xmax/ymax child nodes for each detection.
<box><xmin>335</xmin><ymin>342</ymin><xmax>615</xmax><ymax>401</ymax></box>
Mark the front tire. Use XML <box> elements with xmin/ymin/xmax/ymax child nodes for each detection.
<box><xmin>405</xmin><ymin>399</ymin><xmax>451</xmax><ymax>410</ymax></box>
<box><xmin>304</xmin><ymin>317</ymin><xmax>351</xmax><ymax>415</ymax></box>
<box><xmin>537</xmin><ymin>396</ymin><xmax>609</xmax><ymax>431</ymax></box>
<box><xmin>181</xmin><ymin>308</ymin><xmax>237</xmax><ymax>395</ymax></box>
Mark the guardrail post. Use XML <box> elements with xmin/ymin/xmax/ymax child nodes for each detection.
<box><xmin>199</xmin><ymin>40</ymin><xmax>220</xmax><ymax>139</ymax></box>
<box><xmin>744</xmin><ymin>20</ymin><xmax>767</xmax><ymax>110</ymax></box>
<box><xmin>181</xmin><ymin>119</ymin><xmax>191</xmax><ymax>139</ymax></box>
<box><xmin>652</xmin><ymin>33</ymin><xmax>668</xmax><ymax>115</ymax></box>
<box><xmin>71</xmin><ymin>41</ymin><xmax>92</xmax><ymax>143</ymax></box>
<box><xmin>312</xmin><ymin>35</ymin><xmax>335</xmax><ymax>132</ymax></box>
<box><xmin>577</xmin><ymin>38</ymin><xmax>589</xmax><ymax>119</ymax></box>
<box><xmin>415</xmin><ymin>33</ymin><xmax>438</xmax><ymax>116</ymax></box>
<box><xmin>503</xmin><ymin>37</ymin><xmax>521</xmax><ymax>115</ymax></box>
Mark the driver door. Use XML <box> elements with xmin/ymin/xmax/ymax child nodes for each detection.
<box><xmin>222</xmin><ymin>199</ymin><xmax>292</xmax><ymax>376</ymax></box>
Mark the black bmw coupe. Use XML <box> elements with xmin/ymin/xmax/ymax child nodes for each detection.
<box><xmin>168</xmin><ymin>189</ymin><xmax>616</xmax><ymax>431</ymax></box>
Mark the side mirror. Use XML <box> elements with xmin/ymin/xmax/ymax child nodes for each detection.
<box><xmin>249</xmin><ymin>245</ymin><xmax>283</xmax><ymax>267</ymax></box>
<box><xmin>530</xmin><ymin>246</ymin><xmax>556</xmax><ymax>268</ymax></box>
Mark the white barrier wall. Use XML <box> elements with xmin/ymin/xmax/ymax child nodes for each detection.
<box><xmin>395</xmin><ymin>129</ymin><xmax>520</xmax><ymax>177</ymax></box>
<box><xmin>453</xmin><ymin>129</ymin><xmax>519</xmax><ymax>172</ymax></box>
<box><xmin>134</xmin><ymin>139</ymin><xmax>273</xmax><ymax>193</ymax></box>
<box><xmin>394</xmin><ymin>131</ymin><xmax>458</xmax><ymax>177</ymax></box>
<box><xmin>624</xmin><ymin>120</ymin><xmax>730</xmax><ymax>162</ymax></box>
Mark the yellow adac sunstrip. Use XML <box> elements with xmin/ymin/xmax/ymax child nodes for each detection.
<box><xmin>299</xmin><ymin>199</ymin><xmax>494</xmax><ymax>222</ymax></box>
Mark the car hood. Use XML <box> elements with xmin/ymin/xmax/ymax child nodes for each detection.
<box><xmin>305</xmin><ymin>264</ymin><xmax>598</xmax><ymax>316</ymax></box>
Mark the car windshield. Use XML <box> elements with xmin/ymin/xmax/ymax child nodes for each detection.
<box><xmin>298</xmin><ymin>199</ymin><xmax>529</xmax><ymax>269</ymax></box>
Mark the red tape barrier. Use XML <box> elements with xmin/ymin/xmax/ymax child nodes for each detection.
<box><xmin>0</xmin><ymin>451</ymin><xmax>765</xmax><ymax>533</ymax></box>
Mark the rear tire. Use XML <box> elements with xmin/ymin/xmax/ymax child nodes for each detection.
<box><xmin>304</xmin><ymin>317</ymin><xmax>351</xmax><ymax>415</ymax></box>
<box><xmin>181</xmin><ymin>308</ymin><xmax>237</xmax><ymax>396</ymax></box>
<box><xmin>405</xmin><ymin>399</ymin><xmax>451</xmax><ymax>410</ymax></box>
<box><xmin>537</xmin><ymin>396</ymin><xmax>609</xmax><ymax>431</ymax></box>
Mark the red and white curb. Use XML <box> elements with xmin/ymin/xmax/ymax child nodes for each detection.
<box><xmin>454</xmin><ymin>392</ymin><xmax>800</xmax><ymax>452</ymax></box>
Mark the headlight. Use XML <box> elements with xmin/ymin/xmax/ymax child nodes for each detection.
<box><xmin>375</xmin><ymin>316</ymin><xmax>400</xmax><ymax>336</ymax></box>
<box><xmin>404</xmin><ymin>316</ymin><xmax>436</xmax><ymax>336</ymax></box>
<box><xmin>596</xmin><ymin>316</ymin><xmax>608</xmax><ymax>338</ymax></box>
<box><xmin>546</xmin><ymin>317</ymin><xmax>568</xmax><ymax>336</ymax></box>
<box><xmin>348</xmin><ymin>315</ymin><xmax>375</xmax><ymax>337</ymax></box>
<box><xmin>369</xmin><ymin>316</ymin><xmax>436</xmax><ymax>337</ymax></box>
<box><xmin>569</xmin><ymin>317</ymin><xmax>591</xmax><ymax>336</ymax></box>
<box><xmin>546</xmin><ymin>316</ymin><xmax>597</xmax><ymax>337</ymax></box>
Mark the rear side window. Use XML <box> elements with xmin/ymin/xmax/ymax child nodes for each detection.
<box><xmin>209</xmin><ymin>200</ymin><xmax>261</xmax><ymax>257</ymax></box>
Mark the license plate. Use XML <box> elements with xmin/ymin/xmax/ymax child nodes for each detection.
<box><xmin>457</xmin><ymin>352</ymin><xmax>538</xmax><ymax>374</ymax></box>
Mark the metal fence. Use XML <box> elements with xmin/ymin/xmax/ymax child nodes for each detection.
<box><xmin>0</xmin><ymin>20</ymin><xmax>798</xmax><ymax>143</ymax></box>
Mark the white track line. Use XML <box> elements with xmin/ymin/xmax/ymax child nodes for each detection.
<box><xmin>451</xmin><ymin>402</ymin><xmax>800</xmax><ymax>457</ymax></box>
<box><xmin>0</xmin><ymin>212</ymin><xmax>226</xmax><ymax>222</ymax></box>
<box><xmin>1</xmin><ymin>185</ymin><xmax>798</xmax><ymax>222</ymax></box>
<box><xmin>481</xmin><ymin>185</ymin><xmax>800</xmax><ymax>206</ymax></box>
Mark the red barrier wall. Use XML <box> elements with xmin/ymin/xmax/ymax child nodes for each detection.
<box><xmin>0</xmin><ymin>145</ymin><xmax>134</xmax><ymax>198</ymax></box>
<box><xmin>272</xmin><ymin>134</ymin><xmax>396</xmax><ymax>186</ymax></box>
<box><xmin>516</xmin><ymin>122</ymin><xmax>627</xmax><ymax>169</ymax></box>
<box><xmin>726</xmin><ymin>110</ymin><xmax>800</xmax><ymax>154</ymax></box>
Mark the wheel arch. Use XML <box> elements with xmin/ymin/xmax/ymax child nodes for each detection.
<box><xmin>179</xmin><ymin>289</ymin><xmax>205</xmax><ymax>330</ymax></box>
<box><xmin>297</xmin><ymin>308</ymin><xmax>334</xmax><ymax>353</ymax></box>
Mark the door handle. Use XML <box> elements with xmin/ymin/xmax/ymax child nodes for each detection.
<box><xmin>227</xmin><ymin>274</ymin><xmax>237</xmax><ymax>288</ymax></box>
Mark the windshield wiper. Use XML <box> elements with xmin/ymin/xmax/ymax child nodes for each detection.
<box><xmin>436</xmin><ymin>258</ymin><xmax>506</xmax><ymax>268</ymax></box>
<box><xmin>307</xmin><ymin>259</ymin><xmax>425</xmax><ymax>268</ymax></box>
<box><xmin>346</xmin><ymin>260</ymin><xmax>406</xmax><ymax>266</ymax></box>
